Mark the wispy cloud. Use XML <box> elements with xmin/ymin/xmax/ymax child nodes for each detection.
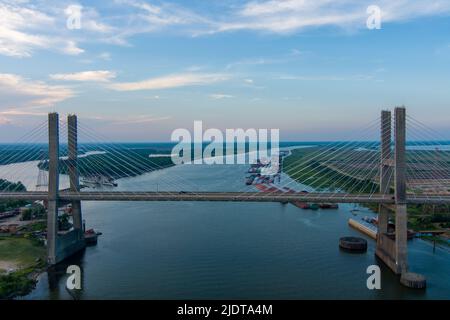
<box><xmin>104</xmin><ymin>0</ymin><xmax>211</xmax><ymax>45</ymax></box>
<box><xmin>209</xmin><ymin>93</ymin><xmax>234</xmax><ymax>100</ymax></box>
<box><xmin>0</xmin><ymin>2</ymin><xmax>54</xmax><ymax>57</ymax></box>
<box><xmin>276</xmin><ymin>74</ymin><xmax>374</xmax><ymax>81</ymax></box>
<box><xmin>2</xmin><ymin>1</ymin><xmax>449</xmax><ymax>58</ymax></box>
<box><xmin>226</xmin><ymin>57</ymin><xmax>279</xmax><ymax>70</ymax></box>
<box><xmin>0</xmin><ymin>2</ymin><xmax>111</xmax><ymax>58</ymax></box>
<box><xmin>98</xmin><ymin>52</ymin><xmax>111</xmax><ymax>61</ymax></box>
<box><xmin>0</xmin><ymin>109</ymin><xmax>48</xmax><ymax>125</ymax></box>
<box><xmin>84</xmin><ymin>114</ymin><xmax>171</xmax><ymax>125</ymax></box>
<box><xmin>0</xmin><ymin>109</ymin><xmax>48</xmax><ymax>116</ymax></box>
<box><xmin>113</xmin><ymin>115</ymin><xmax>171</xmax><ymax>125</ymax></box>
<box><xmin>62</xmin><ymin>40</ymin><xmax>85</xmax><ymax>55</ymax></box>
<box><xmin>50</xmin><ymin>70</ymin><xmax>116</xmax><ymax>82</ymax></box>
<box><xmin>109</xmin><ymin>73</ymin><xmax>229</xmax><ymax>91</ymax></box>
<box><xmin>212</xmin><ymin>0</ymin><xmax>450</xmax><ymax>34</ymax></box>
<box><xmin>0</xmin><ymin>73</ymin><xmax>75</xmax><ymax>108</ymax></box>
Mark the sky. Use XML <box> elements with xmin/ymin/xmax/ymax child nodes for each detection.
<box><xmin>0</xmin><ymin>0</ymin><xmax>450</xmax><ymax>142</ymax></box>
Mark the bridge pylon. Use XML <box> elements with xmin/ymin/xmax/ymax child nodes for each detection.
<box><xmin>47</xmin><ymin>112</ymin><xmax>59</xmax><ymax>265</ymax></box>
<box><xmin>68</xmin><ymin>114</ymin><xmax>84</xmax><ymax>239</ymax></box>
<box><xmin>46</xmin><ymin>112</ymin><xmax>85</xmax><ymax>265</ymax></box>
<box><xmin>375</xmin><ymin>107</ymin><xmax>408</xmax><ymax>275</ymax></box>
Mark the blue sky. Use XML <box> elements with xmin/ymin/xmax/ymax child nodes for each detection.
<box><xmin>0</xmin><ymin>0</ymin><xmax>450</xmax><ymax>141</ymax></box>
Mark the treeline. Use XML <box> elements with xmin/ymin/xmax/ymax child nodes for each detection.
<box><xmin>0</xmin><ymin>145</ymin><xmax>47</xmax><ymax>165</ymax></box>
<box><xmin>38</xmin><ymin>152</ymin><xmax>174</xmax><ymax>179</ymax></box>
<box><xmin>0</xmin><ymin>179</ymin><xmax>28</xmax><ymax>213</ymax></box>
<box><xmin>283</xmin><ymin>148</ymin><xmax>380</xmax><ymax>193</ymax></box>
<box><xmin>0</xmin><ymin>143</ymin><xmax>174</xmax><ymax>166</ymax></box>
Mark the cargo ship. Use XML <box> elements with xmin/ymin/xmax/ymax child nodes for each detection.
<box><xmin>291</xmin><ymin>202</ymin><xmax>320</xmax><ymax>210</ymax></box>
<box><xmin>291</xmin><ymin>201</ymin><xmax>310</xmax><ymax>209</ymax></box>
<box><xmin>360</xmin><ymin>216</ymin><xmax>416</xmax><ymax>240</ymax></box>
<box><xmin>319</xmin><ymin>203</ymin><xmax>339</xmax><ymax>209</ymax></box>
<box><xmin>81</xmin><ymin>175</ymin><xmax>118</xmax><ymax>187</ymax></box>
<box><xmin>84</xmin><ymin>229</ymin><xmax>102</xmax><ymax>245</ymax></box>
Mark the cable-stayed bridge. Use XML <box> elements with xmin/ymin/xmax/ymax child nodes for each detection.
<box><xmin>1</xmin><ymin>107</ymin><xmax>449</xmax><ymax>286</ymax></box>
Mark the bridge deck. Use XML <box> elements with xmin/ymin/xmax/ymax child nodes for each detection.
<box><xmin>1</xmin><ymin>191</ymin><xmax>449</xmax><ymax>204</ymax></box>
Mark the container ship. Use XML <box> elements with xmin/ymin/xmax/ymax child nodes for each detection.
<box><xmin>81</xmin><ymin>175</ymin><xmax>118</xmax><ymax>187</ymax></box>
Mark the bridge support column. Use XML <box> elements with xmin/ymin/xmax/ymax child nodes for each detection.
<box><xmin>47</xmin><ymin>113</ymin><xmax>59</xmax><ymax>265</ymax></box>
<box><xmin>376</xmin><ymin>110</ymin><xmax>397</xmax><ymax>271</ymax></box>
<box><xmin>378</xmin><ymin>110</ymin><xmax>392</xmax><ymax>235</ymax></box>
<box><xmin>375</xmin><ymin>108</ymin><xmax>409</xmax><ymax>275</ymax></box>
<box><xmin>68</xmin><ymin>114</ymin><xmax>83</xmax><ymax>238</ymax></box>
<box><xmin>394</xmin><ymin>106</ymin><xmax>408</xmax><ymax>273</ymax></box>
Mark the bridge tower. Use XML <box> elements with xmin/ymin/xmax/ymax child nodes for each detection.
<box><xmin>376</xmin><ymin>107</ymin><xmax>408</xmax><ymax>274</ymax></box>
<box><xmin>47</xmin><ymin>112</ymin><xmax>86</xmax><ymax>265</ymax></box>
<box><xmin>68</xmin><ymin>114</ymin><xmax>84</xmax><ymax>239</ymax></box>
<box><xmin>47</xmin><ymin>112</ymin><xmax>60</xmax><ymax>265</ymax></box>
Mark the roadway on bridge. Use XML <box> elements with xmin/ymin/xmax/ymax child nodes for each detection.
<box><xmin>1</xmin><ymin>191</ymin><xmax>449</xmax><ymax>204</ymax></box>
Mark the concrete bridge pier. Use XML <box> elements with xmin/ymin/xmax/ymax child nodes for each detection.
<box><xmin>47</xmin><ymin>113</ymin><xmax>59</xmax><ymax>265</ymax></box>
<box><xmin>68</xmin><ymin>114</ymin><xmax>84</xmax><ymax>239</ymax></box>
<box><xmin>375</xmin><ymin>107</ymin><xmax>425</xmax><ymax>288</ymax></box>
<box><xmin>394</xmin><ymin>107</ymin><xmax>408</xmax><ymax>274</ymax></box>
<box><xmin>377</xmin><ymin>110</ymin><xmax>392</xmax><ymax>238</ymax></box>
<box><xmin>46</xmin><ymin>113</ymin><xmax>85</xmax><ymax>265</ymax></box>
<box><xmin>375</xmin><ymin>107</ymin><xmax>408</xmax><ymax>274</ymax></box>
<box><xmin>376</xmin><ymin>109</ymin><xmax>399</xmax><ymax>273</ymax></box>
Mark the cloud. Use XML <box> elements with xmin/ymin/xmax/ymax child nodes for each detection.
<box><xmin>76</xmin><ymin>6</ymin><xmax>115</xmax><ymax>33</ymax></box>
<box><xmin>113</xmin><ymin>115</ymin><xmax>171</xmax><ymax>124</ymax></box>
<box><xmin>103</xmin><ymin>0</ymin><xmax>211</xmax><ymax>45</ymax></box>
<box><xmin>116</xmin><ymin>0</ymin><xmax>200</xmax><ymax>25</ymax></box>
<box><xmin>109</xmin><ymin>73</ymin><xmax>229</xmax><ymax>91</ymax></box>
<box><xmin>84</xmin><ymin>114</ymin><xmax>171</xmax><ymax>125</ymax></box>
<box><xmin>62</xmin><ymin>40</ymin><xmax>85</xmax><ymax>55</ymax></box>
<box><xmin>226</xmin><ymin>57</ymin><xmax>277</xmax><ymax>70</ymax></box>
<box><xmin>209</xmin><ymin>93</ymin><xmax>233</xmax><ymax>100</ymax></box>
<box><xmin>0</xmin><ymin>3</ymin><xmax>58</xmax><ymax>57</ymax></box>
<box><xmin>98</xmin><ymin>52</ymin><xmax>111</xmax><ymax>60</ymax></box>
<box><xmin>211</xmin><ymin>0</ymin><xmax>450</xmax><ymax>34</ymax></box>
<box><xmin>276</xmin><ymin>74</ymin><xmax>374</xmax><ymax>81</ymax></box>
<box><xmin>50</xmin><ymin>70</ymin><xmax>116</xmax><ymax>82</ymax></box>
<box><xmin>0</xmin><ymin>116</ymin><xmax>12</xmax><ymax>125</ymax></box>
<box><xmin>290</xmin><ymin>49</ymin><xmax>302</xmax><ymax>56</ymax></box>
<box><xmin>0</xmin><ymin>73</ymin><xmax>74</xmax><ymax>108</ymax></box>
<box><xmin>2</xmin><ymin>1</ymin><xmax>449</xmax><ymax>58</ymax></box>
<box><xmin>0</xmin><ymin>2</ymin><xmax>54</xmax><ymax>57</ymax></box>
<box><xmin>0</xmin><ymin>2</ymin><xmax>111</xmax><ymax>58</ymax></box>
<box><xmin>0</xmin><ymin>109</ymin><xmax>48</xmax><ymax>116</ymax></box>
<box><xmin>0</xmin><ymin>27</ymin><xmax>49</xmax><ymax>57</ymax></box>
<box><xmin>0</xmin><ymin>108</ymin><xmax>48</xmax><ymax>125</ymax></box>
<box><xmin>0</xmin><ymin>2</ymin><xmax>54</xmax><ymax>33</ymax></box>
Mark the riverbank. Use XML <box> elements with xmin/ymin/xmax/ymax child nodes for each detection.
<box><xmin>0</xmin><ymin>235</ymin><xmax>46</xmax><ymax>299</ymax></box>
<box><xmin>282</xmin><ymin>147</ymin><xmax>379</xmax><ymax>192</ymax></box>
<box><xmin>283</xmin><ymin>147</ymin><xmax>450</xmax><ymax>243</ymax></box>
<box><xmin>38</xmin><ymin>150</ymin><xmax>175</xmax><ymax>180</ymax></box>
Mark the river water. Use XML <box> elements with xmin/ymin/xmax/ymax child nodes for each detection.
<box><xmin>3</xmin><ymin>151</ymin><xmax>449</xmax><ymax>300</ymax></box>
